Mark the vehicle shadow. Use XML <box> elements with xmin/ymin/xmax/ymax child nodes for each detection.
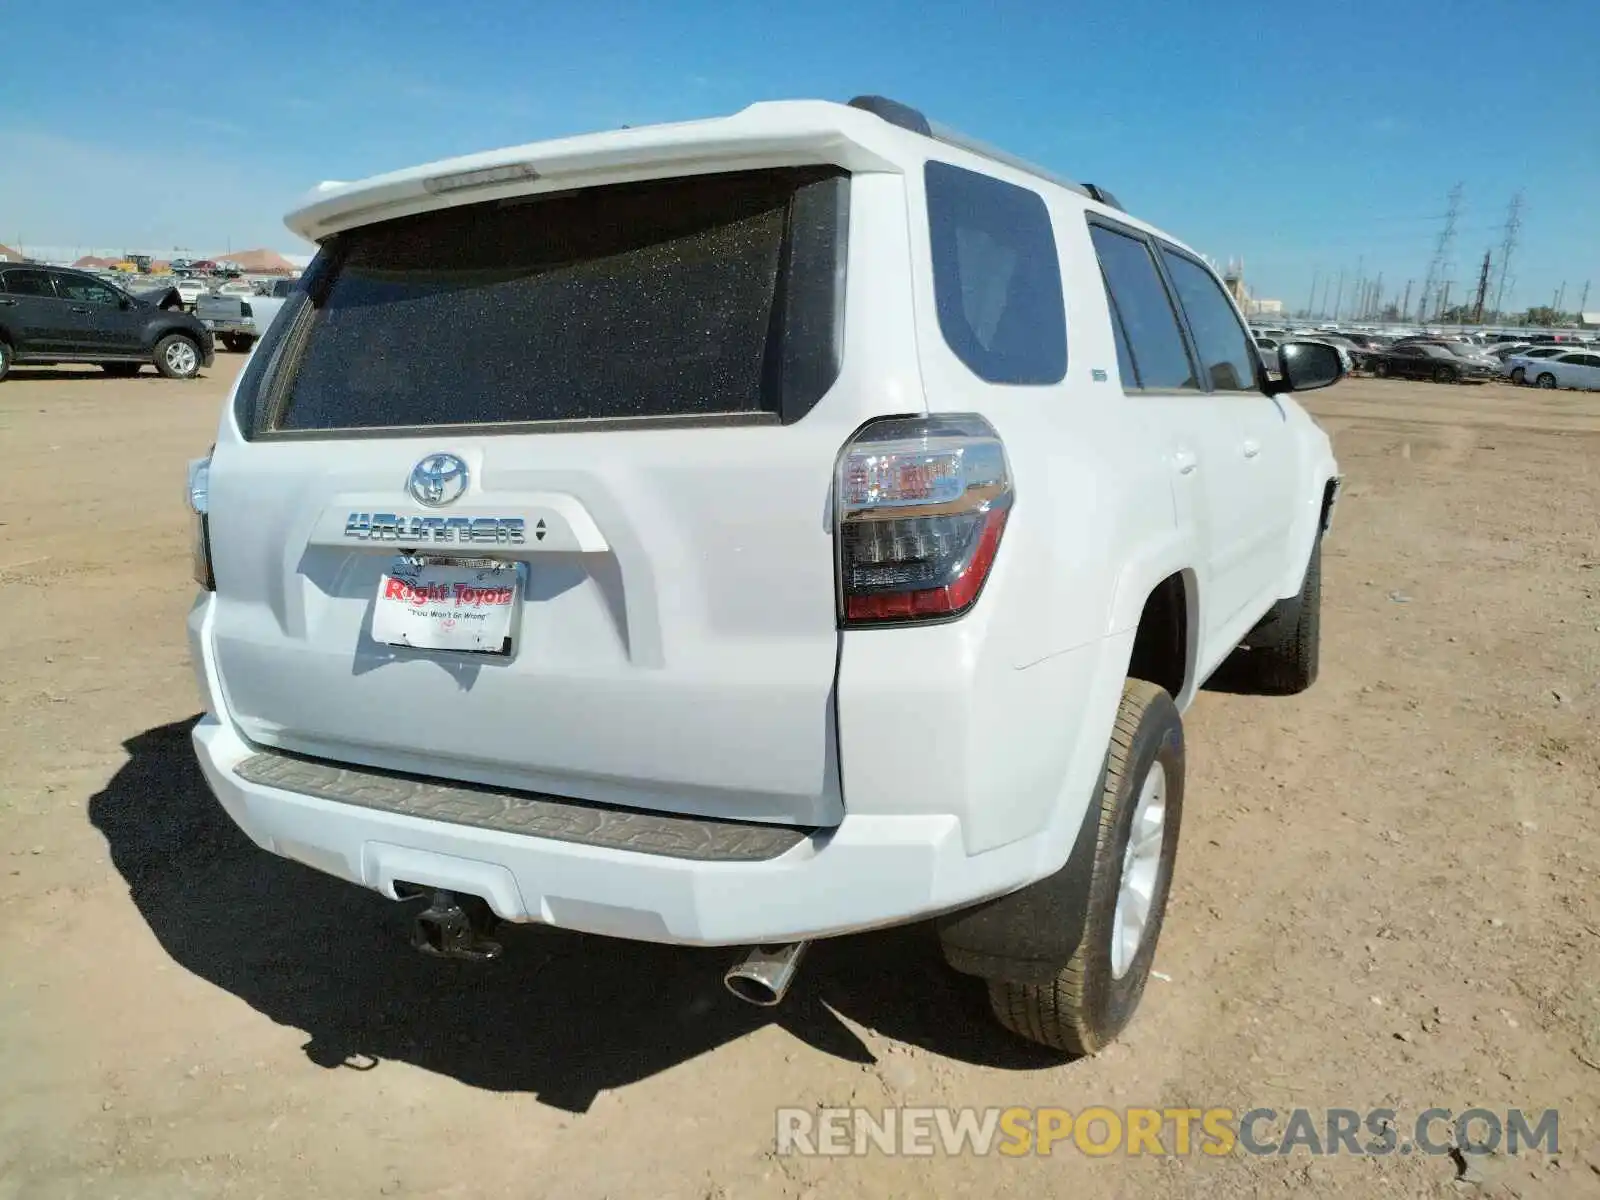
<box><xmin>89</xmin><ymin>720</ymin><xmax>1064</xmax><ymax>1114</ymax></box>
<box><xmin>1198</xmin><ymin>651</ymin><xmax>1271</xmax><ymax>695</ymax></box>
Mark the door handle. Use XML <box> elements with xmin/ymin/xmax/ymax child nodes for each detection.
<box><xmin>1173</xmin><ymin>449</ymin><xmax>1198</xmax><ymax>476</ymax></box>
<box><xmin>1241</xmin><ymin>440</ymin><xmax>1261</xmax><ymax>459</ymax></box>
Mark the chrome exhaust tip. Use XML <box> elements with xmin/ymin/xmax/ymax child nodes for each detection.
<box><xmin>724</xmin><ymin>942</ymin><xmax>809</xmax><ymax>1007</ymax></box>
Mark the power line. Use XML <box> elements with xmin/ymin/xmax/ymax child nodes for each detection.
<box><xmin>1419</xmin><ymin>183</ymin><xmax>1463</xmax><ymax>322</ymax></box>
<box><xmin>1492</xmin><ymin>191</ymin><xmax>1524</xmax><ymax>316</ymax></box>
<box><xmin>1472</xmin><ymin>248</ymin><xmax>1492</xmax><ymax>324</ymax></box>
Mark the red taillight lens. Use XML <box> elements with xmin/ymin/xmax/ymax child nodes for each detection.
<box><xmin>835</xmin><ymin>415</ymin><xmax>1012</xmax><ymax>626</ymax></box>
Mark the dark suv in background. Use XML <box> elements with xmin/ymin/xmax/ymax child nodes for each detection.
<box><xmin>0</xmin><ymin>265</ymin><xmax>215</xmax><ymax>382</ymax></box>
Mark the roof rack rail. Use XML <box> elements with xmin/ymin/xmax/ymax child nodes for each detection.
<box><xmin>846</xmin><ymin>95</ymin><xmax>1117</xmax><ymax>208</ymax></box>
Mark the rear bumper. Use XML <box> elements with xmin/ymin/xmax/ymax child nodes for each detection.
<box><xmin>192</xmin><ymin>713</ymin><xmax>1059</xmax><ymax>944</ymax></box>
<box><xmin>186</xmin><ymin>594</ymin><xmax>1083</xmax><ymax>946</ymax></box>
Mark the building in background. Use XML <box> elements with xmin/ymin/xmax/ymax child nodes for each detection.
<box><xmin>0</xmin><ymin>243</ymin><xmax>27</xmax><ymax>263</ymax></box>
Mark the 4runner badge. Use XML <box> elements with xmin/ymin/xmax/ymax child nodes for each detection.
<box><xmin>344</xmin><ymin>514</ymin><xmax>527</xmax><ymax>544</ymax></box>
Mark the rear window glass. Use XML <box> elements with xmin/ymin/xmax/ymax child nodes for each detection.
<box><xmin>260</xmin><ymin>167</ymin><xmax>848</xmax><ymax>433</ymax></box>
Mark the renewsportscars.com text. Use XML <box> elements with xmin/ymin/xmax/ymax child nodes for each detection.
<box><xmin>775</xmin><ymin>1106</ymin><xmax>1559</xmax><ymax>1158</ymax></box>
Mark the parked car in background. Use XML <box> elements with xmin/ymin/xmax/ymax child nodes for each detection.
<box><xmin>195</xmin><ymin>277</ymin><xmax>295</xmax><ymax>352</ymax></box>
<box><xmin>123</xmin><ymin>278</ymin><xmax>185</xmax><ymax>311</ymax></box>
<box><xmin>1436</xmin><ymin>342</ymin><xmax>1502</xmax><ymax>370</ymax></box>
<box><xmin>1503</xmin><ymin>345</ymin><xmax>1579</xmax><ymax>384</ymax></box>
<box><xmin>0</xmin><ymin>265</ymin><xmax>214</xmax><ymax>380</ymax></box>
<box><xmin>1523</xmin><ymin>351</ymin><xmax>1600</xmax><ymax>390</ymax></box>
<box><xmin>1487</xmin><ymin>342</ymin><xmax>1532</xmax><ymax>361</ymax></box>
<box><xmin>1370</xmin><ymin>342</ymin><xmax>1494</xmax><ymax>383</ymax></box>
<box><xmin>174</xmin><ymin>277</ymin><xmax>211</xmax><ymax>308</ymax></box>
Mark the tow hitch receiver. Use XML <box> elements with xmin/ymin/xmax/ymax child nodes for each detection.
<box><xmin>410</xmin><ymin>889</ymin><xmax>503</xmax><ymax>962</ymax></box>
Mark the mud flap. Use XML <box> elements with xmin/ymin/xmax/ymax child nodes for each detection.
<box><xmin>934</xmin><ymin>755</ymin><xmax>1105</xmax><ymax>986</ymax></box>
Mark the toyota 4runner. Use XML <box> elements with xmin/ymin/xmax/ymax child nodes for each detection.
<box><xmin>185</xmin><ymin>96</ymin><xmax>1343</xmax><ymax>1052</ymax></box>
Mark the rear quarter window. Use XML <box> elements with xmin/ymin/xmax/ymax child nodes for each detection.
<box><xmin>924</xmin><ymin>161</ymin><xmax>1067</xmax><ymax>385</ymax></box>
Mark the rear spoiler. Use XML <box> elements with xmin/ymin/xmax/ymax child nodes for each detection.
<box><xmin>284</xmin><ymin>101</ymin><xmax>907</xmax><ymax>242</ymax></box>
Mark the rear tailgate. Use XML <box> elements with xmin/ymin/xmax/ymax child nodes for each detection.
<box><xmin>206</xmin><ymin>164</ymin><xmax>914</xmax><ymax>827</ymax></box>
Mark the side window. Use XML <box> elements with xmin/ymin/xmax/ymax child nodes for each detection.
<box><xmin>1107</xmin><ymin>296</ymin><xmax>1138</xmax><ymax>385</ymax></box>
<box><xmin>1158</xmin><ymin>247</ymin><xmax>1258</xmax><ymax>391</ymax></box>
<box><xmin>3</xmin><ymin>269</ymin><xmax>58</xmax><ymax>297</ymax></box>
<box><xmin>53</xmin><ymin>274</ymin><xmax>121</xmax><ymax>306</ymax></box>
<box><xmin>924</xmin><ymin>161</ymin><xmax>1067</xmax><ymax>385</ymax></box>
<box><xmin>1088</xmin><ymin>224</ymin><xmax>1197</xmax><ymax>390</ymax></box>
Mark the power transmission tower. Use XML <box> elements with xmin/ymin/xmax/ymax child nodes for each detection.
<box><xmin>1333</xmin><ymin>269</ymin><xmax>1345</xmax><ymax>321</ymax></box>
<box><xmin>1400</xmin><ymin>279</ymin><xmax>1413</xmax><ymax>322</ymax></box>
<box><xmin>1580</xmin><ymin>280</ymin><xmax>1591</xmax><ymax>316</ymax></box>
<box><xmin>1491</xmin><ymin>191</ymin><xmax>1524</xmax><ymax>317</ymax></box>
<box><xmin>1471</xmin><ymin>248</ymin><xmax>1492</xmax><ymax>324</ymax></box>
<box><xmin>1554</xmin><ymin>282</ymin><xmax>1566</xmax><ymax>316</ymax></box>
<box><xmin>1420</xmin><ymin>183</ymin><xmax>1464</xmax><ymax>323</ymax></box>
<box><xmin>1306</xmin><ymin>269</ymin><xmax>1319</xmax><ymax>319</ymax></box>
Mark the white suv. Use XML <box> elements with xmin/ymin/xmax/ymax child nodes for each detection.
<box><xmin>185</xmin><ymin>96</ymin><xmax>1343</xmax><ymax>1053</ymax></box>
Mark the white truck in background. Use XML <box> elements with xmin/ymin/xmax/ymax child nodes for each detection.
<box><xmin>195</xmin><ymin>278</ymin><xmax>296</xmax><ymax>352</ymax></box>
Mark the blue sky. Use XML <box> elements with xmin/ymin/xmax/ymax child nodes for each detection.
<box><xmin>2</xmin><ymin>0</ymin><xmax>1596</xmax><ymax>314</ymax></box>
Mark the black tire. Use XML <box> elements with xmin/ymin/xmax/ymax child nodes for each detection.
<box><xmin>100</xmin><ymin>362</ymin><xmax>141</xmax><ymax>377</ymax></box>
<box><xmin>1235</xmin><ymin>534</ymin><xmax>1322</xmax><ymax>694</ymax></box>
<box><xmin>1509</xmin><ymin>367</ymin><xmax>1525</xmax><ymax>385</ymax></box>
<box><xmin>1433</xmin><ymin>365</ymin><xmax>1457</xmax><ymax>384</ymax></box>
<box><xmin>0</xmin><ymin>339</ymin><xmax>10</xmax><ymax>383</ymax></box>
<box><xmin>153</xmin><ymin>333</ymin><xmax>201</xmax><ymax>379</ymax></box>
<box><xmin>220</xmin><ymin>333</ymin><xmax>255</xmax><ymax>353</ymax></box>
<box><xmin>1374</xmin><ymin>360</ymin><xmax>1390</xmax><ymax>378</ymax></box>
<box><xmin>1536</xmin><ymin>372</ymin><xmax>1557</xmax><ymax>389</ymax></box>
<box><xmin>985</xmin><ymin>680</ymin><xmax>1184</xmax><ymax>1055</ymax></box>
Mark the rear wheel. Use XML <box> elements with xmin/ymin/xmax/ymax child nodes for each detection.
<box><xmin>983</xmin><ymin>680</ymin><xmax>1184</xmax><ymax>1054</ymax></box>
<box><xmin>220</xmin><ymin>333</ymin><xmax>255</xmax><ymax>353</ymax></box>
<box><xmin>1509</xmin><ymin>367</ymin><xmax>1526</xmax><ymax>385</ymax></box>
<box><xmin>100</xmin><ymin>362</ymin><xmax>141</xmax><ymax>377</ymax></box>
<box><xmin>154</xmin><ymin>334</ymin><xmax>201</xmax><ymax>379</ymax></box>
<box><xmin>1374</xmin><ymin>360</ymin><xmax>1390</xmax><ymax>378</ymax></box>
<box><xmin>1433</xmin><ymin>365</ymin><xmax>1457</xmax><ymax>384</ymax></box>
<box><xmin>1536</xmin><ymin>372</ymin><xmax>1557</xmax><ymax>389</ymax></box>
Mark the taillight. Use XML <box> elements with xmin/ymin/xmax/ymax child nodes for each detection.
<box><xmin>187</xmin><ymin>452</ymin><xmax>215</xmax><ymax>590</ymax></box>
<box><xmin>835</xmin><ymin>414</ymin><xmax>1012</xmax><ymax>626</ymax></box>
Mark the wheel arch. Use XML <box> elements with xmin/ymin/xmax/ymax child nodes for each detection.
<box><xmin>143</xmin><ymin>318</ymin><xmax>199</xmax><ymax>355</ymax></box>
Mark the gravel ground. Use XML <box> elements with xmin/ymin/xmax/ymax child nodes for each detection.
<box><xmin>1</xmin><ymin>361</ymin><xmax>1597</xmax><ymax>1198</ymax></box>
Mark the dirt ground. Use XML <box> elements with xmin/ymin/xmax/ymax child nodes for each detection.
<box><xmin>1</xmin><ymin>360</ymin><xmax>1597</xmax><ymax>1199</ymax></box>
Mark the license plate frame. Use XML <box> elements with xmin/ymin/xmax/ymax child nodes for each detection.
<box><xmin>372</xmin><ymin>555</ymin><xmax>524</xmax><ymax>656</ymax></box>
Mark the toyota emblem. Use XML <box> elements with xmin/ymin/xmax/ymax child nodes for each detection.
<box><xmin>407</xmin><ymin>453</ymin><xmax>469</xmax><ymax>507</ymax></box>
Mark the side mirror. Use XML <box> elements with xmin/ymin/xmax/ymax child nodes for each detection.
<box><xmin>1269</xmin><ymin>341</ymin><xmax>1345</xmax><ymax>394</ymax></box>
